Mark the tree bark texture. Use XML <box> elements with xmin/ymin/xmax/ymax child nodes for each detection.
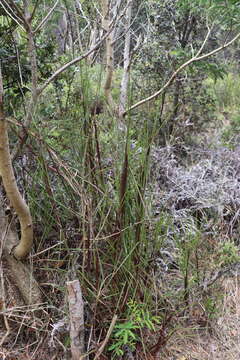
<box><xmin>119</xmin><ymin>0</ymin><xmax>132</xmax><ymax>116</ymax></box>
<box><xmin>101</xmin><ymin>0</ymin><xmax>115</xmax><ymax>109</ymax></box>
<box><xmin>0</xmin><ymin>66</ymin><xmax>33</xmax><ymax>260</ymax></box>
<box><xmin>67</xmin><ymin>280</ymin><xmax>85</xmax><ymax>360</ymax></box>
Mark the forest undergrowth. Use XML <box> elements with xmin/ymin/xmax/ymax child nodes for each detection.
<box><xmin>1</xmin><ymin>118</ymin><xmax>240</xmax><ymax>360</ymax></box>
<box><xmin>2</xmin><ymin>0</ymin><xmax>240</xmax><ymax>358</ymax></box>
<box><xmin>149</xmin><ymin>138</ymin><xmax>240</xmax><ymax>360</ymax></box>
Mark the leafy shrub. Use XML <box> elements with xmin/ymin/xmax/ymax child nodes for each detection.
<box><xmin>109</xmin><ymin>300</ymin><xmax>161</xmax><ymax>358</ymax></box>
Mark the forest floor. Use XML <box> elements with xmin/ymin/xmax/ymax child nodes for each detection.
<box><xmin>160</xmin><ymin>277</ymin><xmax>240</xmax><ymax>360</ymax></box>
<box><xmin>149</xmin><ymin>128</ymin><xmax>240</xmax><ymax>360</ymax></box>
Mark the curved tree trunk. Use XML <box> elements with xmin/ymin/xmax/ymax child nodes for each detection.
<box><xmin>0</xmin><ymin>203</ymin><xmax>42</xmax><ymax>305</ymax></box>
<box><xmin>0</xmin><ymin>65</ymin><xmax>41</xmax><ymax>306</ymax></box>
<box><xmin>0</xmin><ymin>102</ymin><xmax>33</xmax><ymax>260</ymax></box>
<box><xmin>0</xmin><ymin>64</ymin><xmax>33</xmax><ymax>260</ymax></box>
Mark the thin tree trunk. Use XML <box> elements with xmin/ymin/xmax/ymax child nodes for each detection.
<box><xmin>168</xmin><ymin>78</ymin><xmax>181</xmax><ymax>137</ymax></box>
<box><xmin>88</xmin><ymin>24</ymin><xmax>98</xmax><ymax>64</ymax></box>
<box><xmin>119</xmin><ymin>0</ymin><xmax>132</xmax><ymax>117</ymax></box>
<box><xmin>12</xmin><ymin>0</ymin><xmax>39</xmax><ymax>160</ymax></box>
<box><xmin>101</xmin><ymin>0</ymin><xmax>115</xmax><ymax>109</ymax></box>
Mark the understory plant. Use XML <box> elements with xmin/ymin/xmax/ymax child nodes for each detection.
<box><xmin>108</xmin><ymin>299</ymin><xmax>161</xmax><ymax>358</ymax></box>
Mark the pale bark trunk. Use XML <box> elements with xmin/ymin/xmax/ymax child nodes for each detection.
<box><xmin>12</xmin><ymin>0</ymin><xmax>39</xmax><ymax>160</ymax></box>
<box><xmin>119</xmin><ymin>1</ymin><xmax>132</xmax><ymax>117</ymax></box>
<box><xmin>24</xmin><ymin>0</ymin><xmax>38</xmax><ymax>117</ymax></box>
<box><xmin>0</xmin><ymin>67</ymin><xmax>33</xmax><ymax>260</ymax></box>
<box><xmin>67</xmin><ymin>280</ymin><xmax>85</xmax><ymax>359</ymax></box>
<box><xmin>0</xmin><ymin>196</ymin><xmax>41</xmax><ymax>305</ymax></box>
<box><xmin>87</xmin><ymin>24</ymin><xmax>98</xmax><ymax>64</ymax></box>
<box><xmin>74</xmin><ymin>3</ymin><xmax>84</xmax><ymax>53</ymax></box>
<box><xmin>100</xmin><ymin>0</ymin><xmax>115</xmax><ymax>109</ymax></box>
<box><xmin>0</xmin><ymin>1</ymin><xmax>35</xmax><ymax>259</ymax></box>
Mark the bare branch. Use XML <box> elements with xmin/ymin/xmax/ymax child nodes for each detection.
<box><xmin>3</xmin><ymin>0</ymin><xmax>25</xmax><ymax>21</ymax></box>
<box><xmin>93</xmin><ymin>314</ymin><xmax>117</xmax><ymax>360</ymax></box>
<box><xmin>123</xmin><ymin>30</ymin><xmax>240</xmax><ymax>116</ymax></box>
<box><xmin>195</xmin><ymin>23</ymin><xmax>213</xmax><ymax>57</ymax></box>
<box><xmin>76</xmin><ymin>0</ymin><xmax>90</xmax><ymax>27</ymax></box>
<box><xmin>33</xmin><ymin>0</ymin><xmax>60</xmax><ymax>34</ymax></box>
<box><xmin>30</xmin><ymin>0</ymin><xmax>40</xmax><ymax>22</ymax></box>
<box><xmin>38</xmin><ymin>25</ymin><xmax>115</xmax><ymax>94</ymax></box>
<box><xmin>0</xmin><ymin>0</ymin><xmax>25</xmax><ymax>30</ymax></box>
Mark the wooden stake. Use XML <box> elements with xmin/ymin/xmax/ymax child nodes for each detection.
<box><xmin>67</xmin><ymin>280</ymin><xmax>85</xmax><ymax>359</ymax></box>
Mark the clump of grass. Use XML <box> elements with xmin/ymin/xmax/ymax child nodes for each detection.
<box><xmin>212</xmin><ymin>73</ymin><xmax>240</xmax><ymax>110</ymax></box>
<box><xmin>9</xmin><ymin>61</ymin><xmax>164</xmax><ymax>359</ymax></box>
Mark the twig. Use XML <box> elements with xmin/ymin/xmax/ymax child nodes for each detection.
<box><xmin>33</xmin><ymin>0</ymin><xmax>59</xmax><ymax>34</ymax></box>
<box><xmin>123</xmin><ymin>29</ymin><xmax>240</xmax><ymax>116</ymax></box>
<box><xmin>93</xmin><ymin>314</ymin><xmax>118</xmax><ymax>360</ymax></box>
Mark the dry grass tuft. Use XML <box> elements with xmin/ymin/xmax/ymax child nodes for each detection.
<box><xmin>159</xmin><ymin>276</ymin><xmax>240</xmax><ymax>360</ymax></box>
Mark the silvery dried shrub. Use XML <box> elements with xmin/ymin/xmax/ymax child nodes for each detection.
<box><xmin>150</xmin><ymin>144</ymin><xmax>240</xmax><ymax>237</ymax></box>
